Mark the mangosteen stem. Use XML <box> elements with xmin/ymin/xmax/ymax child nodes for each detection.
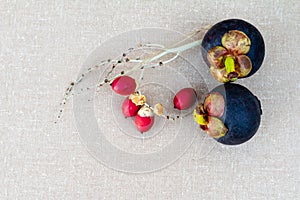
<box><xmin>95</xmin><ymin>28</ymin><xmax>206</xmax><ymax>89</ymax></box>
<box><xmin>97</xmin><ymin>40</ymin><xmax>202</xmax><ymax>89</ymax></box>
<box><xmin>57</xmin><ymin>27</ymin><xmax>207</xmax><ymax>123</ymax></box>
<box><xmin>149</xmin><ymin>40</ymin><xmax>202</xmax><ymax>62</ymax></box>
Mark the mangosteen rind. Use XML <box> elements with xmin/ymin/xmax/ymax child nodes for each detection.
<box><xmin>211</xmin><ymin>83</ymin><xmax>262</xmax><ymax>145</ymax></box>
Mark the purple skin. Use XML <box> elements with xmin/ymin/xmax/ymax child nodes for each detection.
<box><xmin>211</xmin><ymin>83</ymin><xmax>262</xmax><ymax>145</ymax></box>
<box><xmin>202</xmin><ymin>19</ymin><xmax>265</xmax><ymax>78</ymax></box>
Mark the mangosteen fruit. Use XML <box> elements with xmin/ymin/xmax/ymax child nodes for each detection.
<box><xmin>194</xmin><ymin>83</ymin><xmax>262</xmax><ymax>145</ymax></box>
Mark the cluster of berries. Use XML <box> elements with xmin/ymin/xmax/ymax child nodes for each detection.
<box><xmin>111</xmin><ymin>75</ymin><xmax>197</xmax><ymax>133</ymax></box>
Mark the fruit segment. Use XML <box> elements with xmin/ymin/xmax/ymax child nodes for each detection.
<box><xmin>203</xmin><ymin>92</ymin><xmax>225</xmax><ymax>118</ymax></box>
<box><xmin>221</xmin><ymin>30</ymin><xmax>251</xmax><ymax>55</ymax></box>
<box><xmin>205</xmin><ymin>116</ymin><xmax>228</xmax><ymax>139</ymax></box>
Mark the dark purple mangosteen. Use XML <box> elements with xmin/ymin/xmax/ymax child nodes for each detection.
<box><xmin>194</xmin><ymin>83</ymin><xmax>262</xmax><ymax>145</ymax></box>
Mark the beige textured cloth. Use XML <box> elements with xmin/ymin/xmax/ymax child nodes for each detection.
<box><xmin>0</xmin><ymin>0</ymin><xmax>299</xmax><ymax>199</ymax></box>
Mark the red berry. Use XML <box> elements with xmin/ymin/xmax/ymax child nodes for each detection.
<box><xmin>111</xmin><ymin>76</ymin><xmax>136</xmax><ymax>96</ymax></box>
<box><xmin>135</xmin><ymin>106</ymin><xmax>154</xmax><ymax>133</ymax></box>
<box><xmin>173</xmin><ymin>88</ymin><xmax>197</xmax><ymax>110</ymax></box>
<box><xmin>122</xmin><ymin>97</ymin><xmax>140</xmax><ymax>117</ymax></box>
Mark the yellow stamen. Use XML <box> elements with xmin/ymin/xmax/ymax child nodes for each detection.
<box><xmin>193</xmin><ymin>109</ymin><xmax>208</xmax><ymax>125</ymax></box>
<box><xmin>224</xmin><ymin>56</ymin><xmax>235</xmax><ymax>74</ymax></box>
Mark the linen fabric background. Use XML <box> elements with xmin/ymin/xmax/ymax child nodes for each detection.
<box><xmin>0</xmin><ymin>0</ymin><xmax>299</xmax><ymax>199</ymax></box>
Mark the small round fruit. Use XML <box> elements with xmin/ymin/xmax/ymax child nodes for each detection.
<box><xmin>111</xmin><ymin>76</ymin><xmax>136</xmax><ymax>95</ymax></box>
<box><xmin>122</xmin><ymin>97</ymin><xmax>140</xmax><ymax>117</ymax></box>
<box><xmin>173</xmin><ymin>88</ymin><xmax>197</xmax><ymax>110</ymax></box>
<box><xmin>201</xmin><ymin>19</ymin><xmax>265</xmax><ymax>82</ymax></box>
<box><xmin>211</xmin><ymin>83</ymin><xmax>262</xmax><ymax>145</ymax></box>
<box><xmin>135</xmin><ymin>106</ymin><xmax>154</xmax><ymax>133</ymax></box>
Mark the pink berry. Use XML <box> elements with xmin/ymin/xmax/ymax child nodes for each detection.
<box><xmin>135</xmin><ymin>106</ymin><xmax>154</xmax><ymax>133</ymax></box>
<box><xmin>122</xmin><ymin>97</ymin><xmax>140</xmax><ymax>117</ymax></box>
<box><xmin>173</xmin><ymin>88</ymin><xmax>197</xmax><ymax>110</ymax></box>
<box><xmin>111</xmin><ymin>76</ymin><xmax>136</xmax><ymax>96</ymax></box>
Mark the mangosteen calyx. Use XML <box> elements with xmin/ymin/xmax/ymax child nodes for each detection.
<box><xmin>207</xmin><ymin>30</ymin><xmax>253</xmax><ymax>83</ymax></box>
<box><xmin>193</xmin><ymin>92</ymin><xmax>228</xmax><ymax>139</ymax></box>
